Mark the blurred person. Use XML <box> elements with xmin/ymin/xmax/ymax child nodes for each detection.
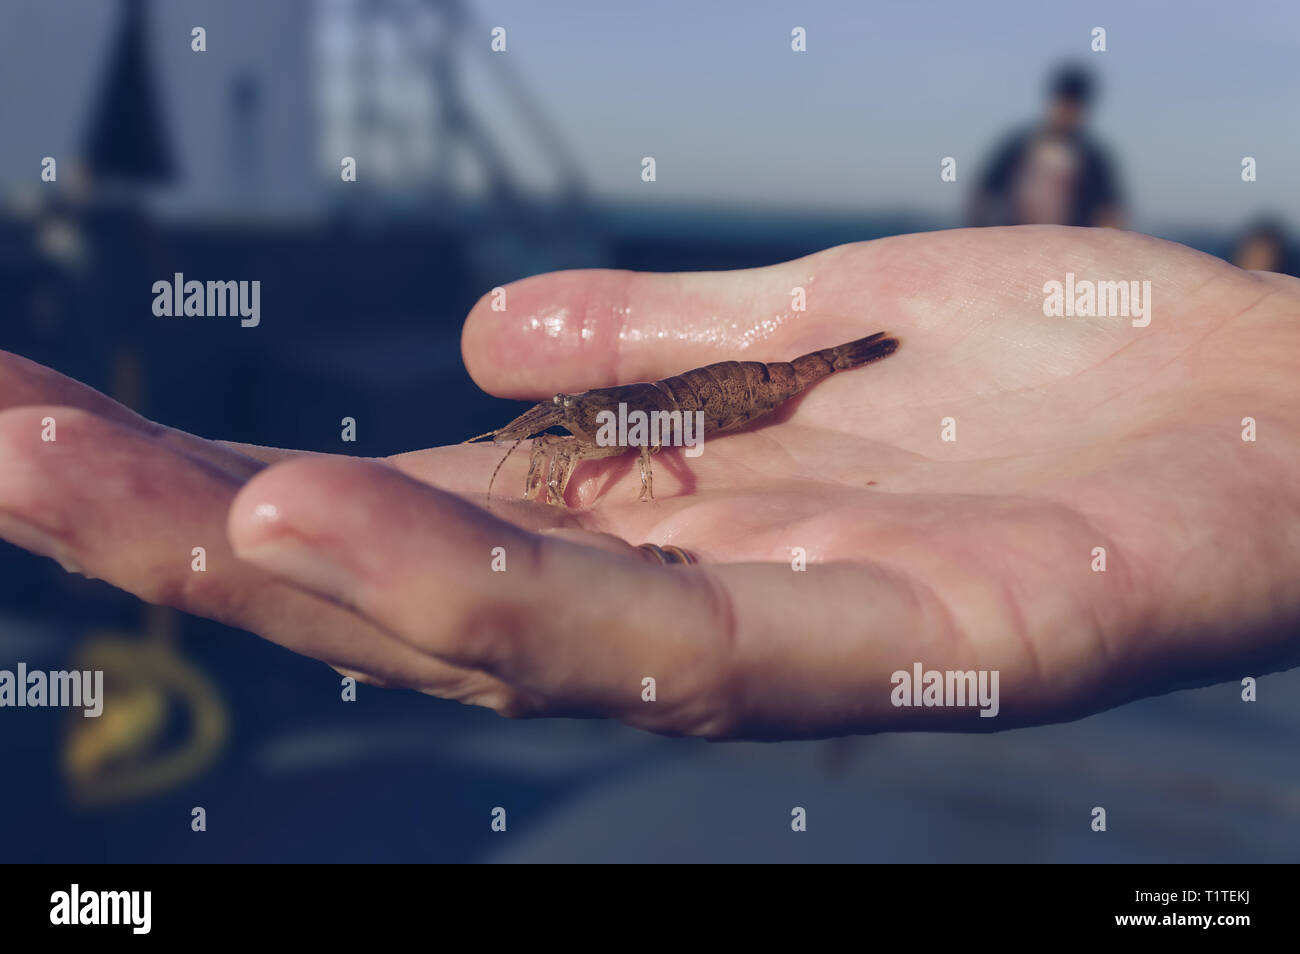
<box><xmin>1232</xmin><ymin>217</ymin><xmax>1293</xmax><ymax>275</ymax></box>
<box><xmin>969</xmin><ymin>64</ymin><xmax>1125</xmax><ymax>229</ymax></box>
<box><xmin>0</xmin><ymin>228</ymin><xmax>1298</xmax><ymax>739</ymax></box>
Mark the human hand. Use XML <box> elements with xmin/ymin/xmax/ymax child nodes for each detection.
<box><xmin>3</xmin><ymin>227</ymin><xmax>1297</xmax><ymax>739</ymax></box>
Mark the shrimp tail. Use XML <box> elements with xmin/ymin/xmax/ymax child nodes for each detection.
<box><xmin>791</xmin><ymin>331</ymin><xmax>899</xmax><ymax>387</ymax></box>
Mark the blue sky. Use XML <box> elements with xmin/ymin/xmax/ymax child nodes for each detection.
<box><xmin>2</xmin><ymin>0</ymin><xmax>1296</xmax><ymax>232</ymax></box>
<box><xmin>470</xmin><ymin>0</ymin><xmax>1300</xmax><ymax>230</ymax></box>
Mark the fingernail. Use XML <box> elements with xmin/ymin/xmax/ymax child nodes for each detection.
<box><xmin>0</xmin><ymin>514</ymin><xmax>85</xmax><ymax>575</ymax></box>
<box><xmin>236</xmin><ymin>536</ymin><xmax>359</xmax><ymax>604</ymax></box>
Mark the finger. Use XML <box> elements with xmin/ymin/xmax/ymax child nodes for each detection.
<box><xmin>0</xmin><ymin>349</ymin><xmax>159</xmax><ymax>429</ymax></box>
<box><xmin>0</xmin><ymin>346</ymin><xmax>584</xmax><ymax>541</ymax></box>
<box><xmin>459</xmin><ymin>228</ymin><xmax>1242</xmax><ymax>401</ymax></box>
<box><xmin>227</xmin><ymin>455</ymin><xmax>742</xmax><ymax>732</ymax></box>
<box><xmin>0</xmin><ymin>406</ymin><xmax>514</xmax><ymax>707</ymax></box>
<box><xmin>460</xmin><ymin>253</ymin><xmax>877</xmax><ymax>398</ymax></box>
<box><xmin>0</xmin><ymin>349</ymin><xmax>279</xmax><ymax>482</ymax></box>
<box><xmin>228</xmin><ymin>454</ymin><xmax>1123</xmax><ymax>736</ymax></box>
<box><xmin>214</xmin><ymin>441</ymin><xmax>306</xmax><ymax>466</ymax></box>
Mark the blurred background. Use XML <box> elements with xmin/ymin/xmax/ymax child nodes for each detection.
<box><xmin>1</xmin><ymin>0</ymin><xmax>1297</xmax><ymax>862</ymax></box>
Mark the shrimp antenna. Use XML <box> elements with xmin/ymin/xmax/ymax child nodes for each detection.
<box><xmin>485</xmin><ymin>437</ymin><xmax>524</xmax><ymax>511</ymax></box>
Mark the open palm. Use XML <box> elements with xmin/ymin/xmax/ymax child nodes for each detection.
<box><xmin>2</xmin><ymin>226</ymin><xmax>1297</xmax><ymax>739</ymax></box>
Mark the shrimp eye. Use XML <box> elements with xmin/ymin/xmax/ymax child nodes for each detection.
<box><xmin>563</xmin><ymin>396</ymin><xmax>574</xmax><ymax>408</ymax></box>
<box><xmin>552</xmin><ymin>394</ymin><xmax>562</xmax><ymax>404</ymax></box>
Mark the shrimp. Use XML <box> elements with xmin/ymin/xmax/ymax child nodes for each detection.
<box><xmin>464</xmin><ymin>331</ymin><xmax>899</xmax><ymax>506</ymax></box>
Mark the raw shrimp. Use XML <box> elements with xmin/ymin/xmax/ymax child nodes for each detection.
<box><xmin>464</xmin><ymin>331</ymin><xmax>899</xmax><ymax>506</ymax></box>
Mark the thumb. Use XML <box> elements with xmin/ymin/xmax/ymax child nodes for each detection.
<box><xmin>459</xmin><ymin>250</ymin><xmax>876</xmax><ymax>399</ymax></box>
<box><xmin>226</xmin><ymin>455</ymin><xmax>744</xmax><ymax>732</ymax></box>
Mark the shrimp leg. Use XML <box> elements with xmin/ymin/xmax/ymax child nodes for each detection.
<box><xmin>525</xmin><ymin>435</ymin><xmax>627</xmax><ymax>506</ymax></box>
<box><xmin>636</xmin><ymin>445</ymin><xmax>663</xmax><ymax>501</ymax></box>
